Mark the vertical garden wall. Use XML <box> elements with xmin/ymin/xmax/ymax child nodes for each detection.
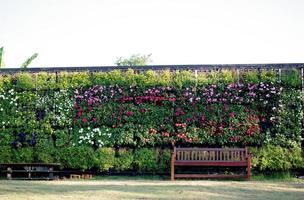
<box><xmin>0</xmin><ymin>64</ymin><xmax>303</xmax><ymax>173</ymax></box>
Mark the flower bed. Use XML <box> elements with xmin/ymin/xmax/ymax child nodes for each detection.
<box><xmin>0</xmin><ymin>68</ymin><xmax>303</xmax><ymax>172</ymax></box>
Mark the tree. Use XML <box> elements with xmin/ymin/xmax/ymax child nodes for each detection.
<box><xmin>0</xmin><ymin>47</ymin><xmax>4</xmax><ymax>68</ymax></box>
<box><xmin>21</xmin><ymin>53</ymin><xmax>39</xmax><ymax>68</ymax></box>
<box><xmin>115</xmin><ymin>54</ymin><xmax>152</xmax><ymax>66</ymax></box>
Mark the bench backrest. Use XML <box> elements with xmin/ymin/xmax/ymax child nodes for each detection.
<box><xmin>174</xmin><ymin>147</ymin><xmax>248</xmax><ymax>162</ymax></box>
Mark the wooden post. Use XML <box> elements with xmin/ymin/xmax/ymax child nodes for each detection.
<box><xmin>49</xmin><ymin>167</ymin><xmax>54</xmax><ymax>180</ymax></box>
<box><xmin>28</xmin><ymin>166</ymin><xmax>31</xmax><ymax>179</ymax></box>
<box><xmin>246</xmin><ymin>148</ymin><xmax>251</xmax><ymax>181</ymax></box>
<box><xmin>7</xmin><ymin>167</ymin><xmax>12</xmax><ymax>180</ymax></box>
<box><xmin>171</xmin><ymin>147</ymin><xmax>176</xmax><ymax>181</ymax></box>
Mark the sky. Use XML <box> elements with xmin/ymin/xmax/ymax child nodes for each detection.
<box><xmin>1</xmin><ymin>0</ymin><xmax>304</xmax><ymax>67</ymax></box>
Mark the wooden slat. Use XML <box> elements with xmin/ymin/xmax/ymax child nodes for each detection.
<box><xmin>0</xmin><ymin>163</ymin><xmax>60</xmax><ymax>167</ymax></box>
<box><xmin>8</xmin><ymin>170</ymin><xmax>56</xmax><ymax>173</ymax></box>
<box><xmin>8</xmin><ymin>177</ymin><xmax>55</xmax><ymax>180</ymax></box>
<box><xmin>175</xmin><ymin>148</ymin><xmax>248</xmax><ymax>162</ymax></box>
<box><xmin>175</xmin><ymin>161</ymin><xmax>247</xmax><ymax>166</ymax></box>
<box><xmin>174</xmin><ymin>174</ymin><xmax>247</xmax><ymax>179</ymax></box>
<box><xmin>176</xmin><ymin>148</ymin><xmax>246</xmax><ymax>151</ymax></box>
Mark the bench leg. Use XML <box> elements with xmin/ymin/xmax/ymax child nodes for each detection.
<box><xmin>247</xmin><ymin>155</ymin><xmax>251</xmax><ymax>181</ymax></box>
<box><xmin>49</xmin><ymin>167</ymin><xmax>54</xmax><ymax>180</ymax></box>
<box><xmin>171</xmin><ymin>153</ymin><xmax>175</xmax><ymax>181</ymax></box>
<box><xmin>7</xmin><ymin>167</ymin><xmax>12</xmax><ymax>180</ymax></box>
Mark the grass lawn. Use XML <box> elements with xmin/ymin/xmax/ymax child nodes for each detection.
<box><xmin>0</xmin><ymin>177</ymin><xmax>303</xmax><ymax>200</ymax></box>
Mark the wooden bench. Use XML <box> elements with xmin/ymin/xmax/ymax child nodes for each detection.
<box><xmin>171</xmin><ymin>147</ymin><xmax>251</xmax><ymax>180</ymax></box>
<box><xmin>0</xmin><ymin>163</ymin><xmax>60</xmax><ymax>180</ymax></box>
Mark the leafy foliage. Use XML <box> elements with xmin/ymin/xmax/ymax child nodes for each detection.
<box><xmin>114</xmin><ymin>148</ymin><xmax>134</xmax><ymax>172</ymax></box>
<box><xmin>0</xmin><ymin>68</ymin><xmax>302</xmax><ymax>172</ymax></box>
<box><xmin>0</xmin><ymin>47</ymin><xmax>4</xmax><ymax>68</ymax></box>
<box><xmin>251</xmin><ymin>145</ymin><xmax>304</xmax><ymax>171</ymax></box>
<box><xmin>21</xmin><ymin>53</ymin><xmax>38</xmax><ymax>68</ymax></box>
<box><xmin>115</xmin><ymin>54</ymin><xmax>152</xmax><ymax>66</ymax></box>
<box><xmin>133</xmin><ymin>148</ymin><xmax>159</xmax><ymax>172</ymax></box>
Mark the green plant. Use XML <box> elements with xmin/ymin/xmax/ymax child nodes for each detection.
<box><xmin>158</xmin><ymin>70</ymin><xmax>172</xmax><ymax>86</ymax></box>
<box><xmin>250</xmin><ymin>145</ymin><xmax>304</xmax><ymax>171</ymax></box>
<box><xmin>260</xmin><ymin>69</ymin><xmax>277</xmax><ymax>83</ymax></box>
<box><xmin>36</xmin><ymin>72</ymin><xmax>57</xmax><ymax>90</ymax></box>
<box><xmin>115</xmin><ymin>54</ymin><xmax>152</xmax><ymax>66</ymax></box>
<box><xmin>158</xmin><ymin>149</ymin><xmax>171</xmax><ymax>173</ymax></box>
<box><xmin>197</xmin><ymin>71</ymin><xmax>209</xmax><ymax>85</ymax></box>
<box><xmin>243</xmin><ymin>70</ymin><xmax>259</xmax><ymax>83</ymax></box>
<box><xmin>34</xmin><ymin>139</ymin><xmax>56</xmax><ymax>163</ymax></box>
<box><xmin>0</xmin><ymin>47</ymin><xmax>4</xmax><ymax>68</ymax></box>
<box><xmin>133</xmin><ymin>148</ymin><xmax>158</xmax><ymax>172</ymax></box>
<box><xmin>220</xmin><ymin>70</ymin><xmax>235</xmax><ymax>84</ymax></box>
<box><xmin>174</xmin><ymin>70</ymin><xmax>195</xmax><ymax>88</ymax></box>
<box><xmin>0</xmin><ymin>146</ymin><xmax>12</xmax><ymax>163</ymax></box>
<box><xmin>57</xmin><ymin>146</ymin><xmax>95</xmax><ymax>170</ymax></box>
<box><xmin>70</xmin><ymin>72</ymin><xmax>92</xmax><ymax>88</ymax></box>
<box><xmin>15</xmin><ymin>73</ymin><xmax>35</xmax><ymax>90</ymax></box>
<box><xmin>21</xmin><ymin>53</ymin><xmax>38</xmax><ymax>68</ymax></box>
<box><xmin>95</xmin><ymin>147</ymin><xmax>115</xmax><ymax>172</ymax></box>
<box><xmin>12</xmin><ymin>147</ymin><xmax>34</xmax><ymax>163</ymax></box>
<box><xmin>114</xmin><ymin>148</ymin><xmax>134</xmax><ymax>172</ymax></box>
<box><xmin>281</xmin><ymin>69</ymin><xmax>301</xmax><ymax>88</ymax></box>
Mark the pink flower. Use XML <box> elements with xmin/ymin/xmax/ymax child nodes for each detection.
<box><xmin>82</xmin><ymin>118</ymin><xmax>88</xmax><ymax>123</ymax></box>
<box><xmin>92</xmin><ymin>118</ymin><xmax>97</xmax><ymax>122</ymax></box>
<box><xmin>161</xmin><ymin>132</ymin><xmax>170</xmax><ymax>137</ymax></box>
<box><xmin>168</xmin><ymin>98</ymin><xmax>176</xmax><ymax>102</ymax></box>
<box><xmin>125</xmin><ymin>111</ymin><xmax>133</xmax><ymax>117</ymax></box>
<box><xmin>229</xmin><ymin>113</ymin><xmax>235</xmax><ymax>118</ymax></box>
<box><xmin>88</xmin><ymin>100</ymin><xmax>93</xmax><ymax>106</ymax></box>
<box><xmin>77</xmin><ymin>111</ymin><xmax>82</xmax><ymax>117</ymax></box>
<box><xmin>224</xmin><ymin>104</ymin><xmax>229</xmax><ymax>111</ymax></box>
